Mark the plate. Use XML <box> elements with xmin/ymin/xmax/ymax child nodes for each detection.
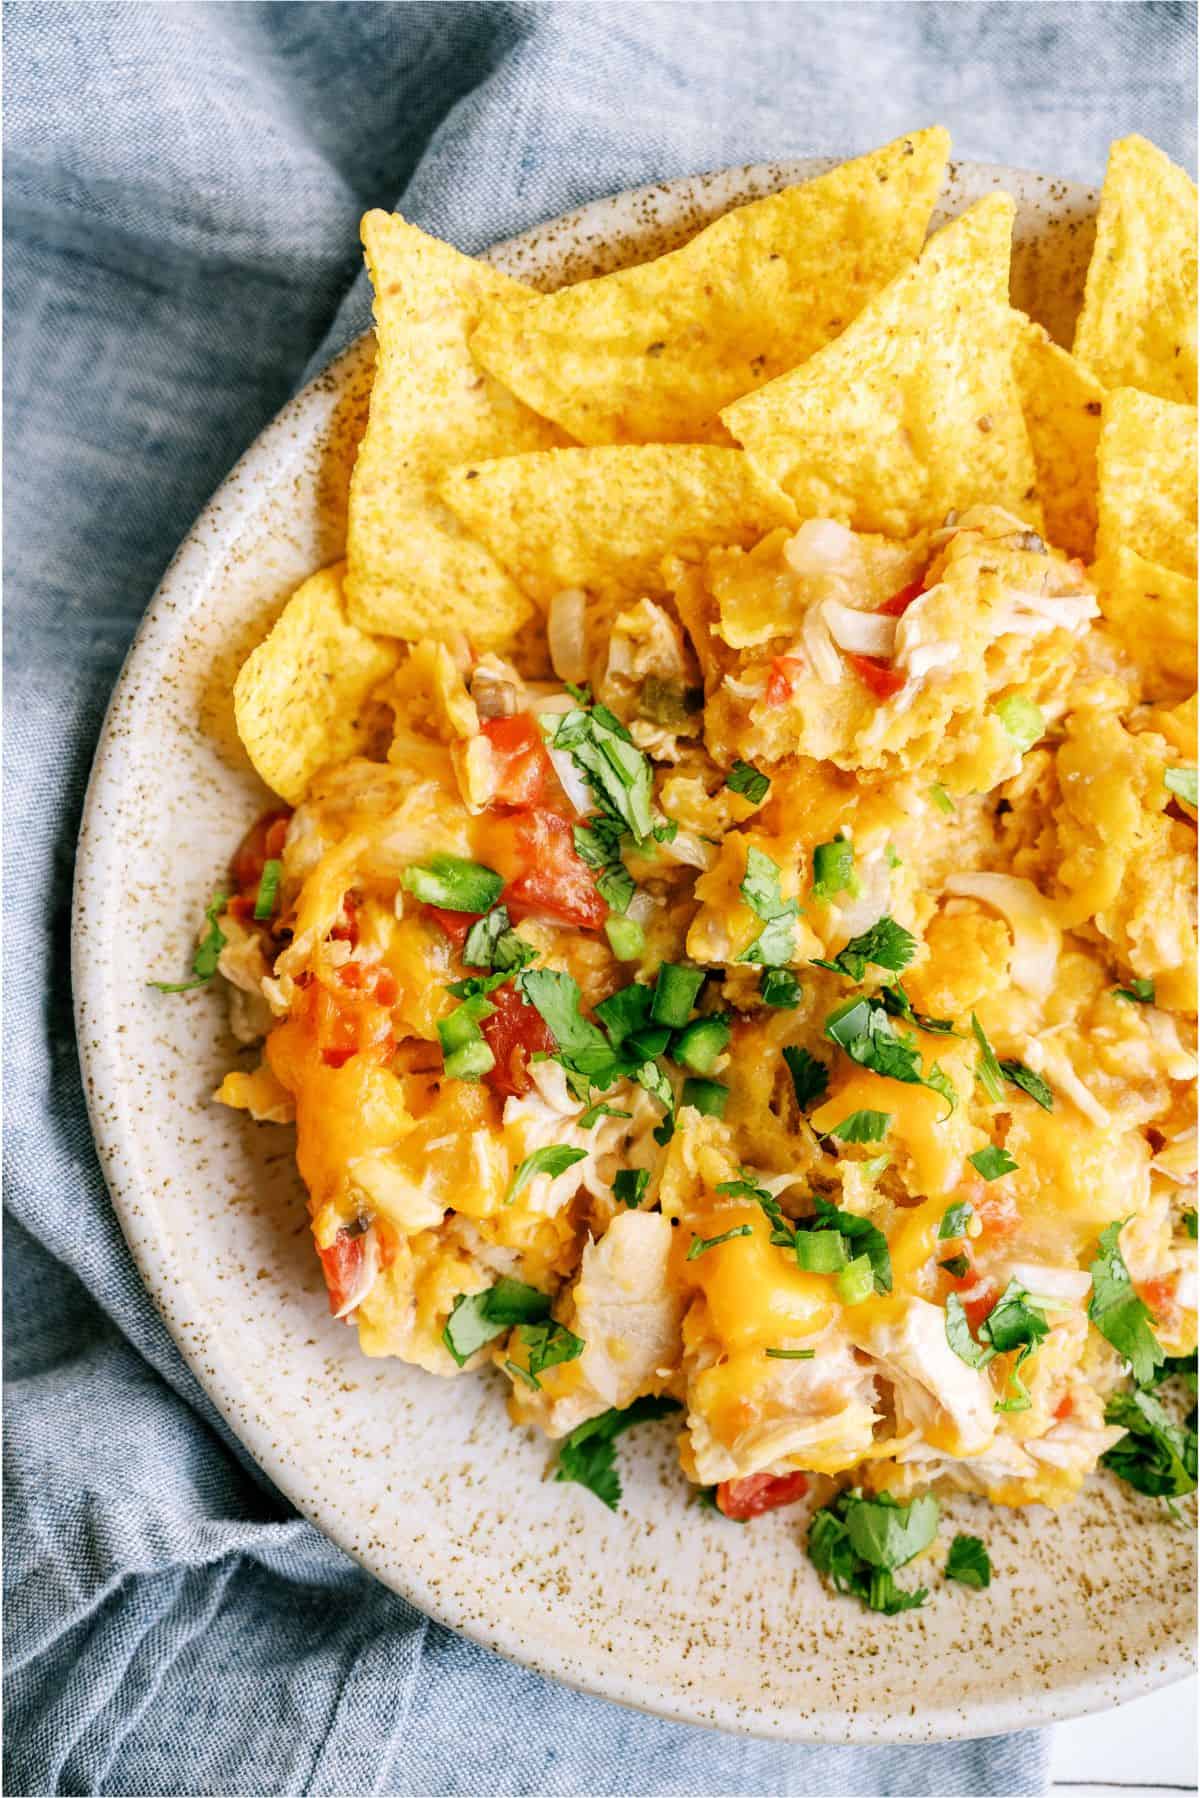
<box><xmin>73</xmin><ymin>156</ymin><xmax>1195</xmax><ymax>1743</ymax></box>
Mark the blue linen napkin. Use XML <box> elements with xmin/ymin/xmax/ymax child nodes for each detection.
<box><xmin>5</xmin><ymin>5</ymin><xmax>1194</xmax><ymax>1792</ymax></box>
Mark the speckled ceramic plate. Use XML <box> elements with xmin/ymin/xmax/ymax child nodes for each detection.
<box><xmin>73</xmin><ymin>157</ymin><xmax>1196</xmax><ymax>1743</ymax></box>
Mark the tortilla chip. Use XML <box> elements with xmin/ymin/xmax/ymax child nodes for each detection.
<box><xmin>1012</xmin><ymin>313</ymin><xmax>1104</xmax><ymax>560</ymax></box>
<box><xmin>1072</xmin><ymin>135</ymin><xmax>1197</xmax><ymax>404</ymax></box>
<box><xmin>234</xmin><ymin>563</ymin><xmax>401</xmax><ymax>805</ymax></box>
<box><xmin>344</xmin><ymin>213</ymin><xmax>566</xmax><ymax>652</ymax></box>
<box><xmin>439</xmin><ymin>446</ymin><xmax>795</xmax><ymax>608</ymax></box>
<box><xmin>468</xmin><ymin>129</ymin><xmax>950</xmax><ymax>446</ymax></box>
<box><xmin>721</xmin><ymin>195</ymin><xmax>1039</xmax><ymax>537</ymax></box>
<box><xmin>1095</xmin><ymin>546</ymin><xmax>1197</xmax><ymax>702</ymax></box>
<box><xmin>1095</xmin><ymin>387</ymin><xmax>1197</xmax><ymax>577</ymax></box>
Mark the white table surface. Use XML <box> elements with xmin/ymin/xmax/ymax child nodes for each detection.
<box><xmin>1050</xmin><ymin>1675</ymin><xmax>1196</xmax><ymax>1797</ymax></box>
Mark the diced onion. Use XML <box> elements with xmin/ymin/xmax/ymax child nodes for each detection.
<box><xmin>801</xmin><ymin>604</ymin><xmax>843</xmax><ymax>685</ymax></box>
<box><xmin>822</xmin><ymin>600</ymin><xmax>897</xmax><ymax>658</ymax></box>
<box><xmin>547</xmin><ymin>745</ymin><xmax>593</xmax><ymax>816</ymax></box>
<box><xmin>782</xmin><ymin>517</ymin><xmax>861</xmax><ymax>579</ymax></box>
<box><xmin>658</xmin><ymin>829</ymin><xmax>717</xmax><ymax>871</ymax></box>
<box><xmin>548</xmin><ymin>588</ymin><xmax>589</xmax><ymax>684</ymax></box>
<box><xmin>943</xmin><ymin>872</ymin><xmax>1061</xmax><ymax>998</ymax></box>
<box><xmin>1003</xmin><ymin>1262</ymin><xmax>1092</xmax><ymax>1303</ymax></box>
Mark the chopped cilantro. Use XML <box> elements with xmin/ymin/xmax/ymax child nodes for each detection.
<box><xmin>727</xmin><ymin>759</ymin><xmax>771</xmax><ymax>804</ymax></box>
<box><xmin>506</xmin><ymin>1144</ymin><xmax>588</xmax><ymax>1206</ymax></box>
<box><xmin>999</xmin><ymin>1058</ymin><xmax>1054</xmax><ymax>1111</ymax></box>
<box><xmin>613</xmin><ymin>1167</ymin><xmax>649</xmax><ymax>1207</ymax></box>
<box><xmin>686</xmin><ymin>1224</ymin><xmax>753</xmax><ymax>1260</ymax></box>
<box><xmin>1185</xmin><ymin>1209</ymin><xmax>1198</xmax><ymax>1241</ymax></box>
<box><xmin>970</xmin><ymin>1014</ymin><xmax>1004</xmax><ymax>1102</ymax></box>
<box><xmin>812</xmin><ymin>915</ymin><xmax>917</xmax><ymax>982</ymax></box>
<box><xmin>783</xmin><ymin>1045</ymin><xmax>829</xmax><ymax>1110</ymax></box>
<box><xmin>969</xmin><ymin>1145</ymin><xmax>1018</xmax><ymax>1181</ymax></box>
<box><xmin>738</xmin><ymin>846</ymin><xmax>798</xmax><ymax>967</ymax></box>
<box><xmin>1088</xmin><ymin>1220</ymin><xmax>1165</xmax><ymax>1386</ymax></box>
<box><xmin>1164</xmin><ymin>765</ymin><xmax>1198</xmax><ymax>807</ymax></box>
<box><xmin>881</xmin><ymin>985</ymin><xmax>955</xmax><ymax>1033</ymax></box>
<box><xmin>939</xmin><ymin>1254</ymin><xmax>971</xmax><ymax>1278</ymax></box>
<box><xmin>811</xmin><ymin>835</ymin><xmax>859</xmax><ymax>901</ymax></box>
<box><xmin>443</xmin><ymin>1277</ymin><xmax>552</xmax><ymax>1365</ymax></box>
<box><xmin>824</xmin><ymin>994</ymin><xmax>951</xmax><ymax>1113</ymax></box>
<box><xmin>759</xmin><ymin>968</ymin><xmax>801</xmax><ymax>1008</ymax></box>
<box><xmin>945</xmin><ymin>1533</ymin><xmax>992</xmax><ymax>1590</ymax></box>
<box><xmin>945</xmin><ymin>1293</ymin><xmax>996</xmax><ymax>1369</ymax></box>
<box><xmin>579</xmin><ymin>1101</ymin><xmax>632</xmax><ymax>1128</ymax></box>
<box><xmin>1114</xmin><ymin>977</ymin><xmax>1156</xmax><ymax>1004</ymax></box>
<box><xmin>938</xmin><ymin>1201</ymin><xmax>974</xmax><ymax>1240</ymax></box>
<box><xmin>509</xmin><ymin>1318</ymin><xmax>585</xmax><ymax>1388</ymax></box>
<box><xmin>982</xmin><ymin>1281</ymin><xmax>1050</xmax><ymax>1356</ymax></box>
<box><xmin>827</xmin><ymin>1109</ymin><xmax>891</xmax><ymax>1144</ymax></box>
<box><xmin>1102</xmin><ymin>1385</ymin><xmax>1197</xmax><ymax>1499</ymax></box>
<box><xmin>148</xmin><ymin>889</ymin><xmax>229</xmax><ymax>993</ymax></box>
<box><xmin>807</xmin><ymin>1488</ymin><xmax>936</xmax><ymax>1614</ymax></box>
<box><xmin>462</xmin><ymin>904</ymin><xmax>534</xmax><ymax>972</ymax></box>
<box><xmin>547</xmin><ymin>704</ymin><xmax>656</xmax><ymax>842</ymax></box>
<box><xmin>554</xmin><ymin>1396</ymin><xmax>682</xmax><ymax>1510</ymax></box>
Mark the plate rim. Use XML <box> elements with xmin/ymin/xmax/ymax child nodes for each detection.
<box><xmin>72</xmin><ymin>154</ymin><xmax>1196</xmax><ymax>1745</ymax></box>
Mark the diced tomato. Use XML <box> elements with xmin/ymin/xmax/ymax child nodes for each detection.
<box><xmin>956</xmin><ymin>1278</ymin><xmax>1000</xmax><ymax>1336</ymax></box>
<box><xmin>481</xmin><ymin>981</ymin><xmax>556</xmax><ymax>1098</ymax></box>
<box><xmin>716</xmin><ymin>1470</ymin><xmax>810</xmax><ymax>1521</ymax></box>
<box><xmin>330</xmin><ymin>892</ymin><xmax>360</xmax><ymax>948</ymax></box>
<box><xmin>481</xmin><ymin>714</ymin><xmax>554</xmax><ymax>811</ymax></box>
<box><xmin>231</xmin><ymin>808</ymin><xmax>292</xmax><ymax>895</ymax></box>
<box><xmin>502</xmin><ymin>808</ymin><xmax>606</xmax><ymax>930</ymax></box>
<box><xmin>337</xmin><ymin>961</ymin><xmax>398</xmax><ymax>1007</ymax></box>
<box><xmin>423</xmin><ymin>904</ymin><xmax>479</xmax><ymax>949</ymax></box>
<box><xmin>877</xmin><ymin>577</ymin><xmax>925</xmax><ymax>617</ymax></box>
<box><xmin>975</xmin><ymin>1190</ymin><xmax>1021</xmax><ymax>1240</ymax></box>
<box><xmin>765</xmin><ymin>655</ymin><xmax>804</xmax><ymax>707</ymax></box>
<box><xmin>1138</xmin><ymin>1275</ymin><xmax>1178</xmax><ymax>1328</ymax></box>
<box><xmin>1054</xmin><ymin>1393</ymin><xmax>1075</xmax><ymax>1422</ymax></box>
<box><xmin>300</xmin><ymin>978</ymin><xmax>394</xmax><ymax>1069</ymax></box>
<box><xmin>317</xmin><ymin>1227</ymin><xmax>364</xmax><ymax>1315</ymax></box>
<box><xmin>847</xmin><ymin>652</ymin><xmax>906</xmax><ymax>701</ymax></box>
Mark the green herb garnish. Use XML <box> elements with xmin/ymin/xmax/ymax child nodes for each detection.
<box><xmin>149</xmin><ymin>889</ymin><xmax>229</xmax><ymax>992</ymax></box>
<box><xmin>687</xmin><ymin>1224</ymin><xmax>753</xmax><ymax>1260</ymax></box>
<box><xmin>827</xmin><ymin>1109</ymin><xmax>892</xmax><ymax>1144</ymax></box>
<box><xmin>554</xmin><ymin>1396</ymin><xmax>682</xmax><ymax>1510</ymax></box>
<box><xmin>813</xmin><ymin>915</ymin><xmax>917</xmax><ymax>982</ymax></box>
<box><xmin>737</xmin><ymin>846</ymin><xmax>799</xmax><ymax>967</ymax></box>
<box><xmin>613</xmin><ymin>1167</ymin><xmax>649</xmax><ymax>1207</ymax></box>
<box><xmin>443</xmin><ymin>1277</ymin><xmax>553</xmax><ymax>1365</ymax></box>
<box><xmin>945</xmin><ymin>1533</ymin><xmax>992</xmax><ymax>1589</ymax></box>
<box><xmin>506</xmin><ymin>1144</ymin><xmax>588</xmax><ymax>1206</ymax></box>
<box><xmin>253</xmin><ymin>859</ymin><xmax>283</xmax><ymax>921</ymax></box>
<box><xmin>999</xmin><ymin>1058</ymin><xmax>1054</xmax><ymax>1111</ymax></box>
<box><xmin>727</xmin><ymin>759</ymin><xmax>771</xmax><ymax>804</ymax></box>
<box><xmin>1088</xmin><ymin>1219</ymin><xmax>1165</xmax><ymax>1386</ymax></box>
<box><xmin>807</xmin><ymin>1489</ymin><xmax>936</xmax><ymax>1615</ymax></box>
<box><xmin>759</xmin><ymin>968</ymin><xmax>802</xmax><ymax>1008</ymax></box>
<box><xmin>968</xmin><ymin>1145</ymin><xmax>1018</xmax><ymax>1181</ymax></box>
<box><xmin>783</xmin><ymin>1045</ymin><xmax>829</xmax><ymax>1110</ymax></box>
<box><xmin>1114</xmin><ymin>977</ymin><xmax>1156</xmax><ymax>1004</ymax></box>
